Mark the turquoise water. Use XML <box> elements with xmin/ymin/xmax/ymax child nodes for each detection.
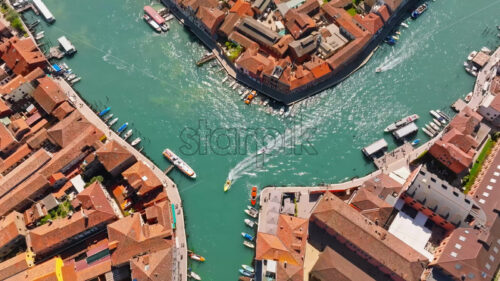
<box><xmin>23</xmin><ymin>0</ymin><xmax>500</xmax><ymax>279</ymax></box>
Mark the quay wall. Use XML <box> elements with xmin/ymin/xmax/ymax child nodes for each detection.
<box><xmin>161</xmin><ymin>0</ymin><xmax>420</xmax><ymax>105</ymax></box>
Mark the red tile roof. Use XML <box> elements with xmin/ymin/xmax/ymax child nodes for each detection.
<box><xmin>0</xmin><ymin>144</ymin><xmax>31</xmax><ymax>175</ymax></box>
<box><xmin>6</xmin><ymin>257</ymin><xmax>76</xmax><ymax>281</ymax></box>
<box><xmin>122</xmin><ymin>161</ymin><xmax>163</xmax><ymax>196</ymax></box>
<box><xmin>96</xmin><ymin>140</ymin><xmax>136</xmax><ymax>176</ymax></box>
<box><xmin>0</xmin><ymin>173</ymin><xmax>49</xmax><ymax>217</ymax></box>
<box><xmin>296</xmin><ymin>0</ymin><xmax>320</xmax><ymax>16</ymax></box>
<box><xmin>218</xmin><ymin>13</ymin><xmax>241</xmax><ymax>38</ymax></box>
<box><xmin>28</xmin><ymin>182</ymin><xmax>117</xmax><ymax>255</ymax></box>
<box><xmin>0</xmin><ymin>252</ymin><xmax>34</xmax><ymax>280</ymax></box>
<box><xmin>354</xmin><ymin>13</ymin><xmax>383</xmax><ymax>34</ymax></box>
<box><xmin>52</xmin><ymin>101</ymin><xmax>74</xmax><ymax>121</ymax></box>
<box><xmin>326</xmin><ymin>33</ymin><xmax>371</xmax><ymax>70</ymax></box>
<box><xmin>230</xmin><ymin>0</ymin><xmax>254</xmax><ymax>17</ymax></box>
<box><xmin>32</xmin><ymin>76</ymin><xmax>66</xmax><ymax>114</ymax></box>
<box><xmin>47</xmin><ymin>111</ymin><xmax>92</xmax><ymax>148</ymax></box>
<box><xmin>449</xmin><ymin>106</ymin><xmax>482</xmax><ymax>135</ymax></box>
<box><xmin>130</xmin><ymin>248</ymin><xmax>173</xmax><ymax>281</ymax></box>
<box><xmin>311</xmin><ymin>192</ymin><xmax>428</xmax><ymax>281</ymax></box>
<box><xmin>285</xmin><ymin>9</ymin><xmax>317</xmax><ymax>40</ymax></box>
<box><xmin>0</xmin><ymin>211</ymin><xmax>26</xmax><ymax>251</ymax></box>
<box><xmin>0</xmin><ymin>67</ymin><xmax>44</xmax><ymax>95</ymax></box>
<box><xmin>196</xmin><ymin>6</ymin><xmax>225</xmax><ymax>35</ymax></box>
<box><xmin>229</xmin><ymin>31</ymin><xmax>259</xmax><ymax>51</ymax></box>
<box><xmin>0</xmin><ymin>123</ymin><xmax>17</xmax><ymax>153</ymax></box>
<box><xmin>377</xmin><ymin>5</ymin><xmax>390</xmax><ymax>21</ymax></box>
<box><xmin>0</xmin><ymin>37</ymin><xmax>46</xmax><ymax>76</ymax></box>
<box><xmin>235</xmin><ymin>49</ymin><xmax>275</xmax><ymax>77</ymax></box>
<box><xmin>322</xmin><ymin>5</ymin><xmax>369</xmax><ymax>38</ymax></box>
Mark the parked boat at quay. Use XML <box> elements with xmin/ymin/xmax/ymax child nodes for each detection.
<box><xmin>425</xmin><ymin>124</ymin><xmax>437</xmax><ymax>135</ymax></box>
<box><xmin>103</xmin><ymin>113</ymin><xmax>113</xmax><ymax>122</ymax></box>
<box><xmin>130</xmin><ymin>137</ymin><xmax>141</xmax><ymax>146</ymax></box>
<box><xmin>436</xmin><ymin>110</ymin><xmax>451</xmax><ymax>121</ymax></box>
<box><xmin>241</xmin><ymin>232</ymin><xmax>254</xmax><ymax>241</ymax></box>
<box><xmin>123</xmin><ymin>129</ymin><xmax>133</xmax><ymax>140</ymax></box>
<box><xmin>189</xmin><ymin>270</ymin><xmax>201</xmax><ymax>280</ymax></box>
<box><xmin>422</xmin><ymin>127</ymin><xmax>434</xmax><ymax>138</ymax></box>
<box><xmin>108</xmin><ymin>117</ymin><xmax>118</xmax><ymax>126</ymax></box>
<box><xmin>239</xmin><ymin>269</ymin><xmax>254</xmax><ymax>277</ymax></box>
<box><xmin>188</xmin><ymin>251</ymin><xmax>206</xmax><ymax>262</ymax></box>
<box><xmin>384</xmin><ymin>114</ymin><xmax>419</xmax><ymax>132</ymax></box>
<box><xmin>163</xmin><ymin>148</ymin><xmax>196</xmax><ymax>179</ymax></box>
<box><xmin>117</xmin><ymin>122</ymin><xmax>128</xmax><ymax>134</ymax></box>
<box><xmin>244</xmin><ymin>219</ymin><xmax>256</xmax><ymax>228</ymax></box>
<box><xmin>411</xmin><ymin>3</ymin><xmax>428</xmax><ymax>19</ymax></box>
<box><xmin>430</xmin><ymin>110</ymin><xmax>447</xmax><ymax>124</ymax></box>
<box><xmin>241</xmin><ymin>265</ymin><xmax>254</xmax><ymax>273</ymax></box>
<box><xmin>243</xmin><ymin>240</ymin><xmax>255</xmax><ymax>249</ymax></box>
<box><xmin>98</xmin><ymin>106</ymin><xmax>111</xmax><ymax>116</ymax></box>
<box><xmin>143</xmin><ymin>14</ymin><xmax>161</xmax><ymax>33</ymax></box>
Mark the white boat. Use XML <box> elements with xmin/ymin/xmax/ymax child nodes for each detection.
<box><xmin>70</xmin><ymin>77</ymin><xmax>81</xmax><ymax>84</ymax></box>
<box><xmin>481</xmin><ymin>47</ymin><xmax>492</xmax><ymax>55</ymax></box>
<box><xmin>243</xmin><ymin>240</ymin><xmax>255</xmax><ymax>249</ymax></box>
<box><xmin>35</xmin><ymin>31</ymin><xmax>45</xmax><ymax>40</ymax></box>
<box><xmin>131</xmin><ymin>137</ymin><xmax>141</xmax><ymax>146</ymax></box>
<box><xmin>422</xmin><ymin>127</ymin><xmax>434</xmax><ymax>137</ymax></box>
<box><xmin>163</xmin><ymin>148</ymin><xmax>196</xmax><ymax>179</ymax></box>
<box><xmin>221</xmin><ymin>76</ymin><xmax>228</xmax><ymax>84</ymax></box>
<box><xmin>429</xmin><ymin>122</ymin><xmax>440</xmax><ymax>131</ymax></box>
<box><xmin>430</xmin><ymin>110</ymin><xmax>446</xmax><ymax>124</ymax></box>
<box><xmin>467</xmin><ymin>51</ymin><xmax>478</xmax><ymax>61</ymax></box>
<box><xmin>465</xmin><ymin>92</ymin><xmax>473</xmax><ymax>103</ymax></box>
<box><xmin>432</xmin><ymin>119</ymin><xmax>442</xmax><ymax>127</ymax></box>
<box><xmin>108</xmin><ymin>117</ymin><xmax>118</xmax><ymax>126</ymax></box>
<box><xmin>189</xmin><ymin>271</ymin><xmax>201</xmax><ymax>280</ymax></box>
<box><xmin>103</xmin><ymin>113</ymin><xmax>113</xmax><ymax>122</ymax></box>
<box><xmin>66</xmin><ymin>73</ymin><xmax>76</xmax><ymax>80</ymax></box>
<box><xmin>161</xmin><ymin>23</ymin><xmax>169</xmax><ymax>32</ymax></box>
<box><xmin>375</xmin><ymin>67</ymin><xmax>382</xmax><ymax>73</ymax></box>
<box><xmin>436</xmin><ymin>110</ymin><xmax>451</xmax><ymax>121</ymax></box>
<box><xmin>384</xmin><ymin>114</ymin><xmax>419</xmax><ymax>132</ymax></box>
<box><xmin>244</xmin><ymin>219</ymin><xmax>256</xmax><ymax>228</ymax></box>
<box><xmin>123</xmin><ymin>129</ymin><xmax>133</xmax><ymax>140</ymax></box>
<box><xmin>244</xmin><ymin>209</ymin><xmax>258</xmax><ymax>218</ymax></box>
<box><xmin>165</xmin><ymin>14</ymin><xmax>174</xmax><ymax>21</ymax></box>
<box><xmin>279</xmin><ymin>107</ymin><xmax>285</xmax><ymax>115</ymax></box>
<box><xmin>425</xmin><ymin>124</ymin><xmax>436</xmax><ymax>135</ymax></box>
<box><xmin>401</xmin><ymin>22</ymin><xmax>409</xmax><ymax>28</ymax></box>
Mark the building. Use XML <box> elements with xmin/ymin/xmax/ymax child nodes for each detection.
<box><xmin>130</xmin><ymin>248</ymin><xmax>173</xmax><ymax>281</ymax></box>
<box><xmin>5</xmin><ymin>256</ymin><xmax>77</xmax><ymax>281</ymax></box>
<box><xmin>0</xmin><ymin>37</ymin><xmax>47</xmax><ymax>76</ymax></box>
<box><xmin>122</xmin><ymin>161</ymin><xmax>163</xmax><ymax>196</ymax></box>
<box><xmin>288</xmin><ymin>35</ymin><xmax>319</xmax><ymax>63</ymax></box>
<box><xmin>46</xmin><ymin>110</ymin><xmax>93</xmax><ymax>148</ymax></box>
<box><xmin>478</xmin><ymin>93</ymin><xmax>500</xmax><ymax>127</ymax></box>
<box><xmin>310</xmin><ymin>192</ymin><xmax>428</xmax><ymax>281</ymax></box>
<box><xmin>229</xmin><ymin>0</ymin><xmax>254</xmax><ymax>17</ymax></box>
<box><xmin>0</xmin><ymin>211</ymin><xmax>27</xmax><ymax>259</ymax></box>
<box><xmin>0</xmin><ymin>67</ymin><xmax>44</xmax><ymax>102</ymax></box>
<box><xmin>95</xmin><ymin>140</ymin><xmax>137</xmax><ymax>177</ymax></box>
<box><xmin>0</xmin><ymin>123</ymin><xmax>18</xmax><ymax>156</ymax></box>
<box><xmin>31</xmin><ymin>76</ymin><xmax>67</xmax><ymax>115</ymax></box>
<box><xmin>107</xmin><ymin>204</ymin><xmax>173</xmax><ymax>267</ymax></box>
<box><xmin>27</xmin><ymin>182</ymin><xmax>117</xmax><ymax>257</ymax></box>
<box><xmin>236</xmin><ymin>17</ymin><xmax>281</xmax><ymax>51</ymax></box>
<box><xmin>196</xmin><ymin>6</ymin><xmax>225</xmax><ymax>36</ymax></box>
<box><xmin>284</xmin><ymin>9</ymin><xmax>317</xmax><ymax>40</ymax></box>
<box><xmin>402</xmin><ymin>168</ymin><xmax>486</xmax><ymax>231</ymax></box>
<box><xmin>0</xmin><ymin>251</ymin><xmax>35</xmax><ymax>280</ymax></box>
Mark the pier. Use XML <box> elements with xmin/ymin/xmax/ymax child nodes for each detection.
<box><xmin>16</xmin><ymin>3</ymin><xmax>40</xmax><ymax>15</ymax></box>
<box><xmin>196</xmin><ymin>53</ymin><xmax>215</xmax><ymax>66</ymax></box>
<box><xmin>164</xmin><ymin>164</ymin><xmax>174</xmax><ymax>174</ymax></box>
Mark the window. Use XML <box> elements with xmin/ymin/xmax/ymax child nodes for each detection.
<box><xmin>489</xmin><ymin>255</ymin><xmax>495</xmax><ymax>262</ymax></box>
<box><xmin>431</xmin><ymin>177</ymin><xmax>436</xmax><ymax>183</ymax></box>
<box><xmin>441</xmin><ymin>184</ymin><xmax>448</xmax><ymax>190</ymax></box>
<box><xmin>465</xmin><ymin>199</ymin><xmax>471</xmax><ymax>204</ymax></box>
<box><xmin>419</xmin><ymin>171</ymin><xmax>426</xmax><ymax>176</ymax></box>
<box><xmin>455</xmin><ymin>263</ymin><xmax>461</xmax><ymax>269</ymax></box>
<box><xmin>453</xmin><ymin>191</ymin><xmax>459</xmax><ymax>197</ymax></box>
<box><xmin>485</xmin><ymin>263</ymin><xmax>491</xmax><ymax>270</ymax></box>
<box><xmin>494</xmin><ymin>247</ymin><xmax>498</xmax><ymax>253</ymax></box>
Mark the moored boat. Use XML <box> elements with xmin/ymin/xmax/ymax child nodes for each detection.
<box><xmin>432</xmin><ymin>119</ymin><xmax>442</xmax><ymax>127</ymax></box>
<box><xmin>163</xmin><ymin>148</ymin><xmax>196</xmax><ymax>179</ymax></box>
<box><xmin>250</xmin><ymin>186</ymin><xmax>257</xmax><ymax>206</ymax></box>
<box><xmin>411</xmin><ymin>3</ymin><xmax>428</xmax><ymax>19</ymax></box>
<box><xmin>188</xmin><ymin>251</ymin><xmax>206</xmax><ymax>262</ymax></box>
<box><xmin>239</xmin><ymin>269</ymin><xmax>254</xmax><ymax>277</ymax></box>
<box><xmin>131</xmin><ymin>137</ymin><xmax>141</xmax><ymax>146</ymax></box>
<box><xmin>430</xmin><ymin>110</ymin><xmax>446</xmax><ymax>124</ymax></box>
<box><xmin>244</xmin><ymin>209</ymin><xmax>258</xmax><ymax>218</ymax></box>
<box><xmin>422</xmin><ymin>127</ymin><xmax>434</xmax><ymax>137</ymax></box>
<box><xmin>243</xmin><ymin>240</ymin><xmax>255</xmax><ymax>248</ymax></box>
<box><xmin>108</xmin><ymin>117</ymin><xmax>119</xmax><ymax>126</ymax></box>
<box><xmin>117</xmin><ymin>122</ymin><xmax>128</xmax><ymax>134</ymax></box>
<box><xmin>189</xmin><ymin>271</ymin><xmax>201</xmax><ymax>280</ymax></box>
<box><xmin>98</xmin><ymin>107</ymin><xmax>111</xmax><ymax>116</ymax></box>
<box><xmin>436</xmin><ymin>110</ymin><xmax>450</xmax><ymax>121</ymax></box>
<box><xmin>425</xmin><ymin>124</ymin><xmax>436</xmax><ymax>135</ymax></box>
<box><xmin>384</xmin><ymin>114</ymin><xmax>419</xmax><ymax>132</ymax></box>
<box><xmin>224</xmin><ymin>179</ymin><xmax>232</xmax><ymax>192</ymax></box>
<box><xmin>429</xmin><ymin>122</ymin><xmax>440</xmax><ymax>131</ymax></box>
<box><xmin>143</xmin><ymin>14</ymin><xmax>161</xmax><ymax>33</ymax></box>
<box><xmin>123</xmin><ymin>129</ymin><xmax>133</xmax><ymax>140</ymax></box>
<box><xmin>241</xmin><ymin>265</ymin><xmax>254</xmax><ymax>273</ymax></box>
<box><xmin>103</xmin><ymin>113</ymin><xmax>113</xmax><ymax>122</ymax></box>
<box><xmin>244</xmin><ymin>218</ymin><xmax>256</xmax><ymax>228</ymax></box>
<box><xmin>411</xmin><ymin>139</ymin><xmax>420</xmax><ymax>146</ymax></box>
<box><xmin>467</xmin><ymin>51</ymin><xmax>478</xmax><ymax>61</ymax></box>
<box><xmin>242</xmin><ymin>232</ymin><xmax>254</xmax><ymax>241</ymax></box>
<box><xmin>401</xmin><ymin>22</ymin><xmax>409</xmax><ymax>28</ymax></box>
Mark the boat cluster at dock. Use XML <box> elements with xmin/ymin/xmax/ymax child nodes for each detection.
<box><xmin>381</xmin><ymin>2</ymin><xmax>428</xmax><ymax>48</ymax></box>
<box><xmin>52</xmin><ymin>62</ymin><xmax>81</xmax><ymax>85</ymax></box>
<box><xmin>464</xmin><ymin>47</ymin><xmax>492</xmax><ymax>77</ymax></box>
<box><xmin>421</xmin><ymin>110</ymin><xmax>449</xmax><ymax>137</ymax></box>
<box><xmin>143</xmin><ymin>6</ymin><xmax>174</xmax><ymax>33</ymax></box>
<box><xmin>98</xmin><ymin>107</ymin><xmax>142</xmax><ymax>147</ymax></box>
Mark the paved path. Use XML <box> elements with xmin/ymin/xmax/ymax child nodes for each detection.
<box><xmin>469</xmin><ymin>47</ymin><xmax>500</xmax><ymax>109</ymax></box>
<box><xmin>55</xmin><ymin>78</ymin><xmax>188</xmax><ymax>281</ymax></box>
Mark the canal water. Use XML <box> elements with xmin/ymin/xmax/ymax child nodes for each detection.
<box><xmin>23</xmin><ymin>0</ymin><xmax>499</xmax><ymax>279</ymax></box>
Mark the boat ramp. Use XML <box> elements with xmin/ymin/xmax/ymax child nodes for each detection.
<box><xmin>32</xmin><ymin>0</ymin><xmax>55</xmax><ymax>23</ymax></box>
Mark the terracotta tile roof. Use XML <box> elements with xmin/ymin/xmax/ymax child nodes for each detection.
<box><xmin>272</xmin><ymin>34</ymin><xmax>294</xmax><ymax>57</ymax></box>
<box><xmin>255</xmin><ymin>232</ymin><xmax>299</xmax><ymax>265</ymax></box>
<box><xmin>8</xmin><ymin>118</ymin><xmax>30</xmax><ymax>141</ymax></box>
<box><xmin>490</xmin><ymin>76</ymin><xmax>500</xmax><ymax>95</ymax></box>
<box><xmin>218</xmin><ymin>13</ymin><xmax>241</xmax><ymax>38</ymax></box>
<box><xmin>47</xmin><ymin>111</ymin><xmax>92</xmax><ymax>148</ymax></box>
<box><xmin>327</xmin><ymin>0</ymin><xmax>353</xmax><ymax>8</ymax></box>
<box><xmin>28</xmin><ymin>182</ymin><xmax>117</xmax><ymax>255</ymax></box>
<box><xmin>0</xmin><ymin>67</ymin><xmax>44</xmax><ymax>95</ymax></box>
<box><xmin>180</xmin><ymin>0</ymin><xmax>218</xmax><ymax>11</ymax></box>
<box><xmin>377</xmin><ymin>5</ymin><xmax>390</xmax><ymax>21</ymax></box>
<box><xmin>290</xmin><ymin>66</ymin><xmax>315</xmax><ymax>89</ymax></box>
<box><xmin>310</xmin><ymin>62</ymin><xmax>332</xmax><ymax>79</ymax></box>
<box><xmin>0</xmin><ymin>98</ymin><xmax>11</xmax><ymax>117</ymax></box>
<box><xmin>322</xmin><ymin>5</ymin><xmax>369</xmax><ymax>38</ymax></box>
<box><xmin>235</xmin><ymin>49</ymin><xmax>275</xmax><ymax>77</ymax></box>
<box><xmin>310</xmin><ymin>246</ymin><xmax>376</xmax><ymax>281</ymax></box>
<box><xmin>311</xmin><ymin>192</ymin><xmax>428</xmax><ymax>281</ymax></box>
<box><xmin>32</xmin><ymin>76</ymin><xmax>67</xmax><ymax>114</ymax></box>
<box><xmin>130</xmin><ymin>248</ymin><xmax>173</xmax><ymax>281</ymax></box>
<box><xmin>276</xmin><ymin>261</ymin><xmax>303</xmax><ymax>281</ymax></box>
<box><xmin>326</xmin><ymin>33</ymin><xmax>371</xmax><ymax>70</ymax></box>
<box><xmin>449</xmin><ymin>106</ymin><xmax>482</xmax><ymax>135</ymax></box>
<box><xmin>23</xmin><ymin>202</ymin><xmax>48</xmax><ymax>227</ymax></box>
<box><xmin>350</xmin><ymin>188</ymin><xmax>393</xmax><ymax>226</ymax></box>
<box><xmin>354</xmin><ymin>13</ymin><xmax>383</xmax><ymax>34</ymax></box>
<box><xmin>96</xmin><ymin>140</ymin><xmax>136</xmax><ymax>176</ymax></box>
<box><xmin>196</xmin><ymin>6</ymin><xmax>225</xmax><ymax>35</ymax></box>
<box><xmin>0</xmin><ymin>211</ymin><xmax>26</xmax><ymax>251</ymax></box>
<box><xmin>107</xmin><ymin>208</ymin><xmax>173</xmax><ymax>266</ymax></box>
<box><xmin>0</xmin><ymin>173</ymin><xmax>49</xmax><ymax>217</ymax></box>
<box><xmin>0</xmin><ymin>123</ymin><xmax>17</xmax><ymax>153</ymax></box>
<box><xmin>52</xmin><ymin>101</ymin><xmax>74</xmax><ymax>121</ymax></box>
<box><xmin>0</xmin><ymin>148</ymin><xmax>51</xmax><ymax>200</ymax></box>
<box><xmin>228</xmin><ymin>31</ymin><xmax>259</xmax><ymax>50</ymax></box>
<box><xmin>284</xmin><ymin>9</ymin><xmax>316</xmax><ymax>40</ymax></box>
<box><xmin>276</xmin><ymin>214</ymin><xmax>308</xmax><ymax>262</ymax></box>
<box><xmin>296</xmin><ymin>0</ymin><xmax>320</xmax><ymax>16</ymax></box>
<box><xmin>362</xmin><ymin>173</ymin><xmax>403</xmax><ymax>199</ymax></box>
<box><xmin>230</xmin><ymin>0</ymin><xmax>254</xmax><ymax>17</ymax></box>
<box><xmin>25</xmin><ymin>127</ymin><xmax>48</xmax><ymax>150</ymax></box>
<box><xmin>384</xmin><ymin>0</ymin><xmax>402</xmax><ymax>11</ymax></box>
<box><xmin>429</xmin><ymin>128</ymin><xmax>477</xmax><ymax>174</ymax></box>
<box><xmin>0</xmin><ymin>252</ymin><xmax>34</xmax><ymax>280</ymax></box>
<box><xmin>0</xmin><ymin>37</ymin><xmax>47</xmax><ymax>76</ymax></box>
<box><xmin>75</xmin><ymin>255</ymin><xmax>112</xmax><ymax>281</ymax></box>
<box><xmin>0</xmin><ymin>144</ymin><xmax>31</xmax><ymax>175</ymax></box>
<box><xmin>122</xmin><ymin>161</ymin><xmax>163</xmax><ymax>196</ymax></box>
<box><xmin>25</xmin><ymin>112</ymin><xmax>42</xmax><ymax>127</ymax></box>
<box><xmin>5</xmin><ymin>257</ymin><xmax>76</xmax><ymax>281</ymax></box>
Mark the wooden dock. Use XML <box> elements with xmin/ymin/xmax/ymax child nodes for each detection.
<box><xmin>17</xmin><ymin>3</ymin><xmax>39</xmax><ymax>15</ymax></box>
<box><xmin>196</xmin><ymin>53</ymin><xmax>215</xmax><ymax>66</ymax></box>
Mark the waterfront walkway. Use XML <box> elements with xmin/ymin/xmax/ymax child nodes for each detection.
<box><xmin>469</xmin><ymin>47</ymin><xmax>500</xmax><ymax>109</ymax></box>
<box><xmin>55</xmin><ymin>78</ymin><xmax>188</xmax><ymax>281</ymax></box>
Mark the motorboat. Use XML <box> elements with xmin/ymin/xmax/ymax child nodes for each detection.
<box><xmin>241</xmin><ymin>265</ymin><xmax>254</xmax><ymax>273</ymax></box>
<box><xmin>131</xmin><ymin>137</ymin><xmax>141</xmax><ymax>146</ymax></box>
<box><xmin>108</xmin><ymin>117</ymin><xmax>118</xmax><ymax>126</ymax></box>
<box><xmin>98</xmin><ymin>107</ymin><xmax>111</xmax><ymax>116</ymax></box>
<box><xmin>239</xmin><ymin>269</ymin><xmax>254</xmax><ymax>277</ymax></box>
<box><xmin>436</xmin><ymin>110</ymin><xmax>451</xmax><ymax>121</ymax></box>
<box><xmin>250</xmin><ymin>186</ymin><xmax>257</xmax><ymax>206</ymax></box>
<box><xmin>161</xmin><ymin>23</ymin><xmax>169</xmax><ymax>32</ymax></box>
<box><xmin>123</xmin><ymin>129</ymin><xmax>133</xmax><ymax>140</ymax></box>
<box><xmin>432</xmin><ymin>119</ymin><xmax>442</xmax><ymax>127</ymax></box>
<box><xmin>425</xmin><ymin>124</ymin><xmax>436</xmax><ymax>135</ymax></box>
<box><xmin>242</xmin><ymin>232</ymin><xmax>254</xmax><ymax>241</ymax></box>
<box><xmin>244</xmin><ymin>219</ymin><xmax>256</xmax><ymax>228</ymax></box>
<box><xmin>384</xmin><ymin>114</ymin><xmax>419</xmax><ymax>132</ymax></box>
<box><xmin>422</xmin><ymin>127</ymin><xmax>434</xmax><ymax>137</ymax></box>
<box><xmin>163</xmin><ymin>148</ymin><xmax>196</xmax><ymax>179</ymax></box>
<box><xmin>430</xmin><ymin>110</ymin><xmax>446</xmax><ymax>124</ymax></box>
<box><xmin>401</xmin><ymin>22</ymin><xmax>409</xmax><ymax>28</ymax></box>
<box><xmin>429</xmin><ymin>122</ymin><xmax>440</xmax><ymax>132</ymax></box>
<box><xmin>188</xmin><ymin>251</ymin><xmax>206</xmax><ymax>262</ymax></box>
<box><xmin>189</xmin><ymin>271</ymin><xmax>201</xmax><ymax>280</ymax></box>
<box><xmin>411</xmin><ymin>139</ymin><xmax>420</xmax><ymax>146</ymax></box>
<box><xmin>117</xmin><ymin>122</ymin><xmax>128</xmax><ymax>134</ymax></box>
<box><xmin>467</xmin><ymin>51</ymin><xmax>478</xmax><ymax>61</ymax></box>
<box><xmin>224</xmin><ymin>179</ymin><xmax>232</xmax><ymax>192</ymax></box>
<box><xmin>244</xmin><ymin>209</ymin><xmax>258</xmax><ymax>218</ymax></box>
<box><xmin>411</xmin><ymin>3</ymin><xmax>428</xmax><ymax>19</ymax></box>
<box><xmin>243</xmin><ymin>240</ymin><xmax>255</xmax><ymax>249</ymax></box>
<box><xmin>375</xmin><ymin>67</ymin><xmax>382</xmax><ymax>73</ymax></box>
<box><xmin>465</xmin><ymin>92</ymin><xmax>473</xmax><ymax>103</ymax></box>
<box><xmin>103</xmin><ymin>113</ymin><xmax>113</xmax><ymax>122</ymax></box>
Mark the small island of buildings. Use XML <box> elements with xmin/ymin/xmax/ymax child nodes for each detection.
<box><xmin>163</xmin><ymin>0</ymin><xmax>418</xmax><ymax>104</ymax></box>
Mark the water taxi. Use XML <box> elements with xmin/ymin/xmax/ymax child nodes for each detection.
<box><xmin>411</xmin><ymin>3</ymin><xmax>428</xmax><ymax>19</ymax></box>
<box><xmin>98</xmin><ymin>107</ymin><xmax>111</xmax><ymax>116</ymax></box>
<box><xmin>241</xmin><ymin>232</ymin><xmax>254</xmax><ymax>241</ymax></box>
<box><xmin>224</xmin><ymin>179</ymin><xmax>232</xmax><ymax>192</ymax></box>
<box><xmin>244</xmin><ymin>218</ymin><xmax>256</xmax><ymax>228</ymax></box>
<box><xmin>123</xmin><ymin>129</ymin><xmax>133</xmax><ymax>140</ymax></box>
<box><xmin>239</xmin><ymin>269</ymin><xmax>254</xmax><ymax>277</ymax></box>
<box><xmin>384</xmin><ymin>114</ymin><xmax>419</xmax><ymax>132</ymax></box>
<box><xmin>163</xmin><ymin>148</ymin><xmax>196</xmax><ymax>179</ymax></box>
<box><xmin>188</xmin><ymin>251</ymin><xmax>206</xmax><ymax>262</ymax></box>
<box><xmin>241</xmin><ymin>265</ymin><xmax>254</xmax><ymax>273</ymax></box>
<box><xmin>103</xmin><ymin>113</ymin><xmax>113</xmax><ymax>122</ymax></box>
<box><xmin>430</xmin><ymin>110</ymin><xmax>446</xmax><ymax>124</ymax></box>
<box><xmin>189</xmin><ymin>271</ymin><xmax>201</xmax><ymax>280</ymax></box>
<box><xmin>108</xmin><ymin>117</ymin><xmax>118</xmax><ymax>126</ymax></box>
<box><xmin>117</xmin><ymin>122</ymin><xmax>128</xmax><ymax>134</ymax></box>
<box><xmin>243</xmin><ymin>240</ymin><xmax>254</xmax><ymax>249</ymax></box>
